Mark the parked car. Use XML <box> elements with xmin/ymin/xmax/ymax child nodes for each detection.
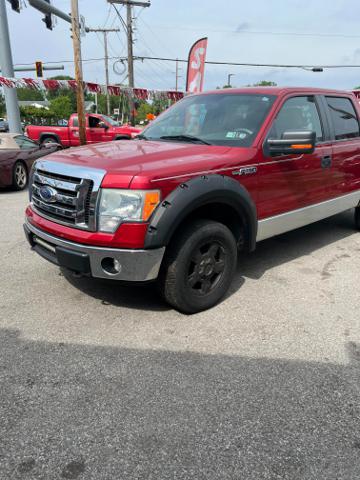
<box><xmin>25</xmin><ymin>113</ymin><xmax>141</xmax><ymax>147</ymax></box>
<box><xmin>0</xmin><ymin>118</ymin><xmax>9</xmax><ymax>132</ymax></box>
<box><xmin>24</xmin><ymin>87</ymin><xmax>360</xmax><ymax>312</ymax></box>
<box><xmin>0</xmin><ymin>133</ymin><xmax>59</xmax><ymax>191</ymax></box>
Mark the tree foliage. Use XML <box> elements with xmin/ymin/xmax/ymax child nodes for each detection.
<box><xmin>16</xmin><ymin>88</ymin><xmax>45</xmax><ymax>101</ymax></box>
<box><xmin>251</xmin><ymin>80</ymin><xmax>277</xmax><ymax>86</ymax></box>
<box><xmin>49</xmin><ymin>96</ymin><xmax>73</xmax><ymax>119</ymax></box>
<box><xmin>0</xmin><ymin>94</ymin><xmax>5</xmax><ymax>117</ymax></box>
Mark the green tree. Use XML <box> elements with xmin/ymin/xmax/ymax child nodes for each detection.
<box><xmin>0</xmin><ymin>94</ymin><xmax>5</xmax><ymax>117</ymax></box>
<box><xmin>16</xmin><ymin>88</ymin><xmax>45</xmax><ymax>101</ymax></box>
<box><xmin>46</xmin><ymin>76</ymin><xmax>77</xmax><ymax>111</ymax></box>
<box><xmin>20</xmin><ymin>105</ymin><xmax>53</xmax><ymax>123</ymax></box>
<box><xmin>136</xmin><ymin>102</ymin><xmax>155</xmax><ymax>122</ymax></box>
<box><xmin>251</xmin><ymin>80</ymin><xmax>277</xmax><ymax>86</ymax></box>
<box><xmin>49</xmin><ymin>96</ymin><xmax>73</xmax><ymax>119</ymax></box>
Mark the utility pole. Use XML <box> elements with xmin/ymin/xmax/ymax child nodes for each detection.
<box><xmin>70</xmin><ymin>0</ymin><xmax>86</xmax><ymax>145</ymax></box>
<box><xmin>175</xmin><ymin>58</ymin><xmax>182</xmax><ymax>92</ymax></box>
<box><xmin>86</xmin><ymin>28</ymin><xmax>120</xmax><ymax>116</ymax></box>
<box><xmin>227</xmin><ymin>73</ymin><xmax>234</xmax><ymax>87</ymax></box>
<box><xmin>0</xmin><ymin>0</ymin><xmax>22</xmax><ymax>133</ymax></box>
<box><xmin>108</xmin><ymin>0</ymin><xmax>150</xmax><ymax>125</ymax></box>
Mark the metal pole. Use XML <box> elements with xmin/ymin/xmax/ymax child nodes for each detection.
<box><xmin>104</xmin><ymin>31</ymin><xmax>110</xmax><ymax>115</ymax></box>
<box><xmin>0</xmin><ymin>0</ymin><xmax>22</xmax><ymax>133</ymax></box>
<box><xmin>175</xmin><ymin>58</ymin><xmax>179</xmax><ymax>92</ymax></box>
<box><xmin>126</xmin><ymin>3</ymin><xmax>135</xmax><ymax>126</ymax></box>
<box><xmin>126</xmin><ymin>3</ymin><xmax>134</xmax><ymax>88</ymax></box>
<box><xmin>86</xmin><ymin>28</ymin><xmax>120</xmax><ymax>117</ymax></box>
<box><xmin>70</xmin><ymin>0</ymin><xmax>86</xmax><ymax>145</ymax></box>
<box><xmin>28</xmin><ymin>0</ymin><xmax>72</xmax><ymax>23</ymax></box>
<box><xmin>1</xmin><ymin>64</ymin><xmax>65</xmax><ymax>73</ymax></box>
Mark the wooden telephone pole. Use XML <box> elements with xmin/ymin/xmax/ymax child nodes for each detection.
<box><xmin>71</xmin><ymin>0</ymin><xmax>86</xmax><ymax>145</ymax></box>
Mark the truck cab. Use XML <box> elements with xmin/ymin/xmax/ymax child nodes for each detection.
<box><xmin>24</xmin><ymin>87</ymin><xmax>360</xmax><ymax>313</ymax></box>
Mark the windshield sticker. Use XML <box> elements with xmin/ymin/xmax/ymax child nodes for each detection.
<box><xmin>226</xmin><ymin>131</ymin><xmax>248</xmax><ymax>139</ymax></box>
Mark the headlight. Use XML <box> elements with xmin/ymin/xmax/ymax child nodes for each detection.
<box><xmin>98</xmin><ymin>189</ymin><xmax>161</xmax><ymax>233</ymax></box>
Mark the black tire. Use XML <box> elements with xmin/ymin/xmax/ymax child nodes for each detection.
<box><xmin>12</xmin><ymin>161</ymin><xmax>28</xmax><ymax>191</ymax></box>
<box><xmin>41</xmin><ymin>136</ymin><xmax>58</xmax><ymax>146</ymax></box>
<box><xmin>355</xmin><ymin>207</ymin><xmax>360</xmax><ymax>230</ymax></box>
<box><xmin>114</xmin><ymin>136</ymin><xmax>131</xmax><ymax>141</ymax></box>
<box><xmin>158</xmin><ymin>219</ymin><xmax>238</xmax><ymax>314</ymax></box>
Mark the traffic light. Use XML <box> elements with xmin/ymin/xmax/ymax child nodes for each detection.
<box><xmin>42</xmin><ymin>0</ymin><xmax>53</xmax><ymax>30</ymax></box>
<box><xmin>43</xmin><ymin>13</ymin><xmax>53</xmax><ymax>30</ymax></box>
<box><xmin>8</xmin><ymin>0</ymin><xmax>20</xmax><ymax>12</ymax></box>
<box><xmin>35</xmin><ymin>61</ymin><xmax>43</xmax><ymax>78</ymax></box>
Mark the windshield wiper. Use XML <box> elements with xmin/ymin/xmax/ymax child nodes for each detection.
<box><xmin>160</xmin><ymin>134</ymin><xmax>212</xmax><ymax>145</ymax></box>
<box><xmin>136</xmin><ymin>133</ymin><xmax>149</xmax><ymax>140</ymax></box>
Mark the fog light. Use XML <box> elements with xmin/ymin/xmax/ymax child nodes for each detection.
<box><xmin>101</xmin><ymin>257</ymin><xmax>122</xmax><ymax>275</ymax></box>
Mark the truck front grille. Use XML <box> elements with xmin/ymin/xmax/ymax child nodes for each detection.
<box><xmin>30</xmin><ymin>160</ymin><xmax>106</xmax><ymax>231</ymax></box>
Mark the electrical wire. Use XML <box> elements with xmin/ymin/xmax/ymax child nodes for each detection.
<box><xmin>14</xmin><ymin>56</ymin><xmax>360</xmax><ymax>69</ymax></box>
<box><xmin>143</xmin><ymin>24</ymin><xmax>360</xmax><ymax>39</ymax></box>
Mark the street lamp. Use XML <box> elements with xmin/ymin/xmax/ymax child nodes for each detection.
<box><xmin>227</xmin><ymin>73</ymin><xmax>235</xmax><ymax>87</ymax></box>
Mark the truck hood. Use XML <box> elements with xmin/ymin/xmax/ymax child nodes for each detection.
<box><xmin>42</xmin><ymin>140</ymin><xmax>256</xmax><ymax>188</ymax></box>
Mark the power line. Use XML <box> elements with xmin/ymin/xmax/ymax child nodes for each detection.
<box><xmin>144</xmin><ymin>24</ymin><xmax>360</xmax><ymax>39</ymax></box>
<box><xmin>15</xmin><ymin>56</ymin><xmax>360</xmax><ymax>70</ymax></box>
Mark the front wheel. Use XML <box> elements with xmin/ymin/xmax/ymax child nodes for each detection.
<box><xmin>12</xmin><ymin>161</ymin><xmax>28</xmax><ymax>191</ymax></box>
<box><xmin>158</xmin><ymin>219</ymin><xmax>238</xmax><ymax>314</ymax></box>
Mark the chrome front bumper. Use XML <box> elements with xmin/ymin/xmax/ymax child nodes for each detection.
<box><xmin>24</xmin><ymin>220</ymin><xmax>165</xmax><ymax>282</ymax></box>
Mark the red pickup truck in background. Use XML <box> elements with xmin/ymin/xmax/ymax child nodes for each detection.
<box><xmin>26</xmin><ymin>113</ymin><xmax>141</xmax><ymax>147</ymax></box>
<box><xmin>24</xmin><ymin>87</ymin><xmax>360</xmax><ymax>313</ymax></box>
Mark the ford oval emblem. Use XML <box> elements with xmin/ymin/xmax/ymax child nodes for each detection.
<box><xmin>39</xmin><ymin>185</ymin><xmax>57</xmax><ymax>203</ymax></box>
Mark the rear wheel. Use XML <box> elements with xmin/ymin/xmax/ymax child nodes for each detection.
<box><xmin>355</xmin><ymin>206</ymin><xmax>360</xmax><ymax>230</ymax></box>
<box><xmin>12</xmin><ymin>161</ymin><xmax>28</xmax><ymax>191</ymax></box>
<box><xmin>41</xmin><ymin>136</ymin><xmax>58</xmax><ymax>146</ymax></box>
<box><xmin>158</xmin><ymin>219</ymin><xmax>238</xmax><ymax>313</ymax></box>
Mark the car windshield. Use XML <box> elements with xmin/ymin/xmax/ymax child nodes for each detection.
<box><xmin>101</xmin><ymin>115</ymin><xmax>118</xmax><ymax>126</ymax></box>
<box><xmin>142</xmin><ymin>93</ymin><xmax>276</xmax><ymax>147</ymax></box>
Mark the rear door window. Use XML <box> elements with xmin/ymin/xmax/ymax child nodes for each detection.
<box><xmin>326</xmin><ymin>96</ymin><xmax>360</xmax><ymax>140</ymax></box>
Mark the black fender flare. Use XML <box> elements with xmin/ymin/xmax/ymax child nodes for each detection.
<box><xmin>144</xmin><ymin>174</ymin><xmax>258</xmax><ymax>251</ymax></box>
<box><xmin>39</xmin><ymin>132</ymin><xmax>62</xmax><ymax>145</ymax></box>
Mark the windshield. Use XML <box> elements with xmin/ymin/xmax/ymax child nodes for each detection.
<box><xmin>142</xmin><ymin>93</ymin><xmax>276</xmax><ymax>147</ymax></box>
<box><xmin>101</xmin><ymin>115</ymin><xmax>119</xmax><ymax>126</ymax></box>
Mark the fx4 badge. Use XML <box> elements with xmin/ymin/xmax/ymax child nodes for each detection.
<box><xmin>232</xmin><ymin>166</ymin><xmax>258</xmax><ymax>176</ymax></box>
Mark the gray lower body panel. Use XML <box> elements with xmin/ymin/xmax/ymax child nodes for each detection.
<box><xmin>257</xmin><ymin>190</ymin><xmax>360</xmax><ymax>242</ymax></box>
<box><xmin>24</xmin><ymin>220</ymin><xmax>165</xmax><ymax>282</ymax></box>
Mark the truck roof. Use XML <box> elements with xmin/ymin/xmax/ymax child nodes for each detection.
<box><xmin>198</xmin><ymin>86</ymin><xmax>353</xmax><ymax>96</ymax></box>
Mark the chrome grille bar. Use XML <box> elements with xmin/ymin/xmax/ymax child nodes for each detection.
<box><xmin>33</xmin><ymin>172</ymin><xmax>79</xmax><ymax>192</ymax></box>
<box><xmin>30</xmin><ymin>159</ymin><xmax>106</xmax><ymax>231</ymax></box>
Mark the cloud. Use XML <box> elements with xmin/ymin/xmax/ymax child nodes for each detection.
<box><xmin>235</xmin><ymin>22</ymin><xmax>250</xmax><ymax>33</ymax></box>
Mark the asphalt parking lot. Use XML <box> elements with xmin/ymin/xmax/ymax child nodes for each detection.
<box><xmin>1</xmin><ymin>189</ymin><xmax>360</xmax><ymax>479</ymax></box>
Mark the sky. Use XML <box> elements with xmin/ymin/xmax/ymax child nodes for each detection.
<box><xmin>4</xmin><ymin>0</ymin><xmax>360</xmax><ymax>92</ymax></box>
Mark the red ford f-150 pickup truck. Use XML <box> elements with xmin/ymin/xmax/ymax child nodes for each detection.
<box><xmin>24</xmin><ymin>87</ymin><xmax>360</xmax><ymax>313</ymax></box>
<box><xmin>26</xmin><ymin>113</ymin><xmax>141</xmax><ymax>147</ymax></box>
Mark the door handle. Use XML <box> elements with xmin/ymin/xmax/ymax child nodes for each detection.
<box><xmin>321</xmin><ymin>155</ymin><xmax>332</xmax><ymax>169</ymax></box>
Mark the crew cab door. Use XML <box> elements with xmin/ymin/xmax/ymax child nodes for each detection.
<box><xmin>257</xmin><ymin>94</ymin><xmax>333</xmax><ymax>219</ymax></box>
<box><xmin>322</xmin><ymin>95</ymin><xmax>360</xmax><ymax>196</ymax></box>
<box><xmin>87</xmin><ymin>115</ymin><xmax>110</xmax><ymax>143</ymax></box>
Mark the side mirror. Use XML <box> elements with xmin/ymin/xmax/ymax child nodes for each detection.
<box><xmin>267</xmin><ymin>131</ymin><xmax>316</xmax><ymax>156</ymax></box>
<box><xmin>98</xmin><ymin>122</ymin><xmax>109</xmax><ymax>130</ymax></box>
